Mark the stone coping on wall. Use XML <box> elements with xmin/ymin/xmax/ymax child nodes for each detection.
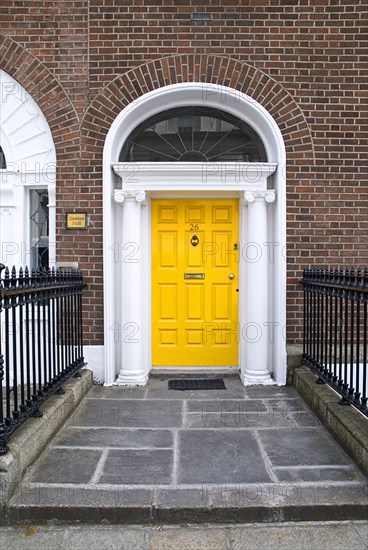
<box><xmin>0</xmin><ymin>369</ymin><xmax>93</xmax><ymax>511</ymax></box>
<box><xmin>287</xmin><ymin>346</ymin><xmax>368</xmax><ymax>478</ymax></box>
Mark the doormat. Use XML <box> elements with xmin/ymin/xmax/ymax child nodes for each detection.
<box><xmin>168</xmin><ymin>379</ymin><xmax>226</xmax><ymax>391</ymax></box>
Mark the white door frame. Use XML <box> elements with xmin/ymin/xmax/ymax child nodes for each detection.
<box><xmin>102</xmin><ymin>83</ymin><xmax>287</xmax><ymax>386</ymax></box>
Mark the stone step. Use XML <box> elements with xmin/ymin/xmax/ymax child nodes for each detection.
<box><xmin>149</xmin><ymin>369</ymin><xmax>240</xmax><ymax>378</ymax></box>
<box><xmin>6</xmin><ymin>481</ymin><xmax>368</xmax><ymax>524</ymax></box>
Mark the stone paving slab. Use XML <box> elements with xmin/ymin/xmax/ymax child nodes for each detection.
<box><xmin>71</xmin><ymin>399</ymin><xmax>183</xmax><ymax>428</ymax></box>
<box><xmin>54</xmin><ymin>427</ymin><xmax>174</xmax><ymax>448</ymax></box>
<box><xmin>266</xmin><ymin>397</ymin><xmax>309</xmax><ymax>412</ymax></box>
<box><xmin>186</xmin><ymin>399</ymin><xmax>268</xmax><ymax>413</ymax></box>
<box><xmin>274</xmin><ymin>465</ymin><xmax>363</xmax><ymax>483</ymax></box>
<box><xmin>258</xmin><ymin>428</ymin><xmax>352</xmax><ymax>467</ymax></box>
<box><xmin>99</xmin><ymin>449</ymin><xmax>174</xmax><ymax>485</ymax></box>
<box><xmin>289</xmin><ymin>411</ymin><xmax>321</xmax><ymax>427</ymax></box>
<box><xmin>184</xmin><ymin>411</ymin><xmax>296</xmax><ymax>429</ymax></box>
<box><xmin>28</xmin><ymin>448</ymin><xmax>102</xmax><ymax>484</ymax></box>
<box><xmin>178</xmin><ymin>430</ymin><xmax>272</xmax><ymax>484</ymax></box>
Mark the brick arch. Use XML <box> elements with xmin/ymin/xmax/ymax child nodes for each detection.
<box><xmin>0</xmin><ymin>34</ymin><xmax>80</xmax><ymax>161</ymax></box>
<box><xmin>81</xmin><ymin>54</ymin><xmax>314</xmax><ymax>163</ymax></box>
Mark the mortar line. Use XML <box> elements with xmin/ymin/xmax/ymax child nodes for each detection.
<box><xmin>273</xmin><ymin>464</ymin><xmax>357</xmax><ymax>470</ymax></box>
<box><xmin>172</xmin><ymin>429</ymin><xmax>179</xmax><ymax>488</ymax></box>
<box><xmin>70</xmin><ymin>425</ymin><xmax>322</xmax><ymax>431</ymax></box>
<box><xmin>182</xmin><ymin>399</ymin><xmax>188</xmax><ymax>429</ymax></box>
<box><xmin>66</xmin><ymin>426</ymin><xmax>178</xmax><ymax>430</ymax></box>
<box><xmin>53</xmin><ymin>445</ymin><xmax>173</xmax><ymax>451</ymax></box>
<box><xmin>22</xmin><ymin>480</ymin><xmax>364</xmax><ymax>490</ymax></box>
<box><xmin>90</xmin><ymin>449</ymin><xmax>109</xmax><ymax>484</ymax></box>
<box><xmin>173</xmin><ymin>399</ymin><xmax>185</xmax><ymax>486</ymax></box>
<box><xmin>252</xmin><ymin>429</ymin><xmax>279</xmax><ymax>483</ymax></box>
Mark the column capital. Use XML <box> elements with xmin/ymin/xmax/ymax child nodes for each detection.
<box><xmin>242</xmin><ymin>190</ymin><xmax>276</xmax><ymax>205</ymax></box>
<box><xmin>113</xmin><ymin>190</ymin><xmax>146</xmax><ymax>205</ymax></box>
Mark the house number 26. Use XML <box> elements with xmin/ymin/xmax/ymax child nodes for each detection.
<box><xmin>189</xmin><ymin>224</ymin><xmax>199</xmax><ymax>230</ymax></box>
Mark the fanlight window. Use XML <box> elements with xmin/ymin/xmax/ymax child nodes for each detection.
<box><xmin>119</xmin><ymin>106</ymin><xmax>267</xmax><ymax>162</ymax></box>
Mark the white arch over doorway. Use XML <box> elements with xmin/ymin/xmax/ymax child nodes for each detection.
<box><xmin>0</xmin><ymin>70</ymin><xmax>56</xmax><ymax>268</ymax></box>
<box><xmin>102</xmin><ymin>83</ymin><xmax>287</xmax><ymax>386</ymax></box>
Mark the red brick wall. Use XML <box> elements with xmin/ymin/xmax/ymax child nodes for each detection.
<box><xmin>1</xmin><ymin>1</ymin><xmax>367</xmax><ymax>346</ymax></box>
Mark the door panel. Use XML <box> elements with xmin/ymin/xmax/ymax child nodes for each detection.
<box><xmin>152</xmin><ymin>199</ymin><xmax>239</xmax><ymax>366</ymax></box>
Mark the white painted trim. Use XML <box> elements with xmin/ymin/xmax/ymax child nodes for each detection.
<box><xmin>83</xmin><ymin>345</ymin><xmax>105</xmax><ymax>384</ymax></box>
<box><xmin>103</xmin><ymin>83</ymin><xmax>287</xmax><ymax>386</ymax></box>
<box><xmin>0</xmin><ymin>70</ymin><xmax>56</xmax><ymax>268</ymax></box>
<box><xmin>112</xmin><ymin>162</ymin><xmax>277</xmax><ymax>191</ymax></box>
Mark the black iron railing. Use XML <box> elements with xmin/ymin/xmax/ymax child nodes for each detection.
<box><xmin>0</xmin><ymin>264</ymin><xmax>86</xmax><ymax>454</ymax></box>
<box><xmin>301</xmin><ymin>267</ymin><xmax>367</xmax><ymax>416</ymax></box>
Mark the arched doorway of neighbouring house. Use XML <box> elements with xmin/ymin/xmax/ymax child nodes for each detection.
<box><xmin>103</xmin><ymin>83</ymin><xmax>286</xmax><ymax>387</ymax></box>
<box><xmin>0</xmin><ymin>70</ymin><xmax>56</xmax><ymax>270</ymax></box>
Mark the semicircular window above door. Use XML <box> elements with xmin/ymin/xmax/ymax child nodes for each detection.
<box><xmin>119</xmin><ymin>106</ymin><xmax>267</xmax><ymax>163</ymax></box>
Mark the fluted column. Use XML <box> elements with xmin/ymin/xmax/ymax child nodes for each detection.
<box><xmin>113</xmin><ymin>190</ymin><xmax>147</xmax><ymax>385</ymax></box>
<box><xmin>241</xmin><ymin>190</ymin><xmax>276</xmax><ymax>385</ymax></box>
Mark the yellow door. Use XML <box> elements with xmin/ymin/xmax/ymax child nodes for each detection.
<box><xmin>152</xmin><ymin>199</ymin><xmax>239</xmax><ymax>366</ymax></box>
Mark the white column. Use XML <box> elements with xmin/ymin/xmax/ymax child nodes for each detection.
<box><xmin>241</xmin><ymin>190</ymin><xmax>276</xmax><ymax>385</ymax></box>
<box><xmin>113</xmin><ymin>190</ymin><xmax>147</xmax><ymax>386</ymax></box>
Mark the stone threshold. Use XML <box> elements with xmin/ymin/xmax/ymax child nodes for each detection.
<box><xmin>6</xmin><ymin>482</ymin><xmax>368</xmax><ymax>525</ymax></box>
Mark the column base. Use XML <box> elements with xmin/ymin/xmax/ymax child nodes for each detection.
<box><xmin>241</xmin><ymin>369</ymin><xmax>275</xmax><ymax>386</ymax></box>
<box><xmin>114</xmin><ymin>371</ymin><xmax>148</xmax><ymax>387</ymax></box>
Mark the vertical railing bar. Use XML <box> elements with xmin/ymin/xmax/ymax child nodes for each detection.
<box><xmin>4</xmin><ymin>268</ymin><xmax>11</xmax><ymax>420</ymax></box>
<box><xmin>324</xmin><ymin>269</ymin><xmax>329</xmax><ymax>377</ymax></box>
<box><xmin>31</xmin><ymin>269</ymin><xmax>37</xmax><ymax>399</ymax></box>
<box><xmin>47</xmin><ymin>268</ymin><xmax>52</xmax><ymax>386</ymax></box>
<box><xmin>73</xmin><ymin>273</ymin><xmax>77</xmax><ymax>366</ymax></box>
<box><xmin>60</xmin><ymin>279</ymin><xmax>65</xmax><ymax>376</ymax></box>
<box><xmin>349</xmin><ymin>267</ymin><xmax>355</xmax><ymax>399</ymax></box>
<box><xmin>78</xmin><ymin>278</ymin><xmax>82</xmax><ymax>363</ymax></box>
<box><xmin>355</xmin><ymin>267</ymin><xmax>361</xmax><ymax>404</ymax></box>
<box><xmin>51</xmin><ymin>268</ymin><xmax>57</xmax><ymax>383</ymax></box>
<box><xmin>42</xmin><ymin>270</ymin><xmax>48</xmax><ymax>392</ymax></box>
<box><xmin>65</xmin><ymin>277</ymin><xmax>70</xmax><ymax>371</ymax></box>
<box><xmin>18</xmin><ymin>268</ymin><xmax>25</xmax><ymax>408</ymax></box>
<box><xmin>79</xmin><ymin>272</ymin><xmax>84</xmax><ymax>364</ymax></box>
<box><xmin>338</xmin><ymin>269</ymin><xmax>344</xmax><ymax>388</ymax></box>
<box><xmin>320</xmin><ymin>269</ymin><xmax>325</xmax><ymax>375</ymax></box>
<box><xmin>309</xmin><ymin>272</ymin><xmax>313</xmax><ymax>362</ymax></box>
<box><xmin>67</xmin><ymin>271</ymin><xmax>72</xmax><ymax>369</ymax></box>
<box><xmin>70</xmin><ymin>275</ymin><xmax>74</xmax><ymax>368</ymax></box>
<box><xmin>328</xmin><ymin>268</ymin><xmax>333</xmax><ymax>381</ymax></box>
<box><xmin>315</xmin><ymin>271</ymin><xmax>318</xmax><ymax>366</ymax></box>
<box><xmin>305</xmin><ymin>274</ymin><xmax>309</xmax><ymax>361</ymax></box>
<box><xmin>303</xmin><ymin>269</ymin><xmax>306</xmax><ymax>358</ymax></box>
<box><xmin>343</xmin><ymin>268</ymin><xmax>349</xmax><ymax>395</ymax></box>
<box><xmin>58</xmin><ymin>272</ymin><xmax>63</xmax><ymax>379</ymax></box>
<box><xmin>11</xmin><ymin>267</ymin><xmax>18</xmax><ymax>415</ymax></box>
<box><xmin>333</xmin><ymin>268</ymin><xmax>339</xmax><ymax>384</ymax></box>
<box><xmin>0</xmin><ymin>264</ymin><xmax>5</xmax><ymax>426</ymax></box>
<box><xmin>362</xmin><ymin>269</ymin><xmax>367</xmax><ymax>407</ymax></box>
<box><xmin>36</xmin><ymin>270</ymin><xmax>43</xmax><ymax>396</ymax></box>
<box><xmin>24</xmin><ymin>267</ymin><xmax>31</xmax><ymax>404</ymax></box>
<box><xmin>72</xmin><ymin>278</ymin><xmax>76</xmax><ymax>366</ymax></box>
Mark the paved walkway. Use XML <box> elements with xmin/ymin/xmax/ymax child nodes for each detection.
<box><xmin>8</xmin><ymin>378</ymin><xmax>368</xmax><ymax>523</ymax></box>
<box><xmin>0</xmin><ymin>521</ymin><xmax>367</xmax><ymax>549</ymax></box>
